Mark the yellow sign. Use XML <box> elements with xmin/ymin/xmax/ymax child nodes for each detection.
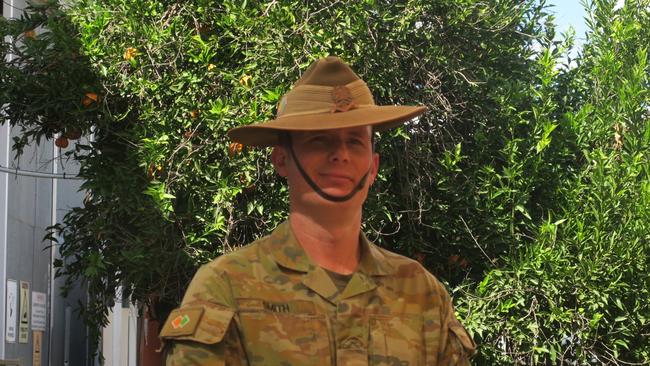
<box><xmin>33</xmin><ymin>331</ymin><xmax>43</xmax><ymax>366</ymax></box>
<box><xmin>19</xmin><ymin>281</ymin><xmax>29</xmax><ymax>344</ymax></box>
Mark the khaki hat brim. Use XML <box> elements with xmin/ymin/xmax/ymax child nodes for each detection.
<box><xmin>228</xmin><ymin>105</ymin><xmax>427</xmax><ymax>147</ymax></box>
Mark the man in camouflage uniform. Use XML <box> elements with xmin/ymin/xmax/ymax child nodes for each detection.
<box><xmin>160</xmin><ymin>56</ymin><xmax>476</xmax><ymax>365</ymax></box>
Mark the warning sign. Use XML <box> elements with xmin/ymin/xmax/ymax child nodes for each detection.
<box><xmin>31</xmin><ymin>291</ymin><xmax>47</xmax><ymax>331</ymax></box>
<box><xmin>19</xmin><ymin>281</ymin><xmax>30</xmax><ymax>343</ymax></box>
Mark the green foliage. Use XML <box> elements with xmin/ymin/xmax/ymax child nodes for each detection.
<box><xmin>0</xmin><ymin>1</ymin><xmax>101</xmax><ymax>157</ymax></box>
<box><xmin>1</xmin><ymin>0</ymin><xmax>648</xmax><ymax>363</ymax></box>
<box><xmin>457</xmin><ymin>0</ymin><xmax>650</xmax><ymax>364</ymax></box>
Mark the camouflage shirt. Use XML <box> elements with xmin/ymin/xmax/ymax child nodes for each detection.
<box><xmin>161</xmin><ymin>220</ymin><xmax>476</xmax><ymax>365</ymax></box>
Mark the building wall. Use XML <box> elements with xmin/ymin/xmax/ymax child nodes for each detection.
<box><xmin>49</xmin><ymin>144</ymin><xmax>89</xmax><ymax>366</ymax></box>
<box><xmin>3</xmin><ymin>125</ymin><xmax>54</xmax><ymax>364</ymax></box>
<box><xmin>2</xmin><ymin>1</ymin><xmax>89</xmax><ymax>364</ymax></box>
<box><xmin>1</xmin><ymin>131</ymin><xmax>90</xmax><ymax>366</ymax></box>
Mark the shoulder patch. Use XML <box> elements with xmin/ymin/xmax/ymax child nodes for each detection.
<box><xmin>161</xmin><ymin>307</ymin><xmax>204</xmax><ymax>337</ymax></box>
<box><xmin>160</xmin><ymin>304</ymin><xmax>235</xmax><ymax>345</ymax></box>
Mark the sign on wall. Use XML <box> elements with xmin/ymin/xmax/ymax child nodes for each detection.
<box><xmin>5</xmin><ymin>279</ymin><xmax>17</xmax><ymax>343</ymax></box>
<box><xmin>31</xmin><ymin>291</ymin><xmax>47</xmax><ymax>331</ymax></box>
<box><xmin>33</xmin><ymin>330</ymin><xmax>43</xmax><ymax>366</ymax></box>
<box><xmin>19</xmin><ymin>280</ymin><xmax>30</xmax><ymax>343</ymax></box>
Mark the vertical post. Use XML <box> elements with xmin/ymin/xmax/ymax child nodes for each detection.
<box><xmin>48</xmin><ymin>106</ymin><xmax>59</xmax><ymax>366</ymax></box>
<box><xmin>127</xmin><ymin>302</ymin><xmax>137</xmax><ymax>366</ymax></box>
<box><xmin>0</xmin><ymin>101</ymin><xmax>9</xmax><ymax>360</ymax></box>
<box><xmin>64</xmin><ymin>306</ymin><xmax>70</xmax><ymax>366</ymax></box>
<box><xmin>110</xmin><ymin>288</ymin><xmax>122</xmax><ymax>366</ymax></box>
<box><xmin>0</xmin><ymin>0</ymin><xmax>14</xmax><ymax>355</ymax></box>
<box><xmin>0</xmin><ymin>95</ymin><xmax>8</xmax><ymax>361</ymax></box>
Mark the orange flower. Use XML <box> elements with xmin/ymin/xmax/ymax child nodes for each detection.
<box><xmin>82</xmin><ymin>92</ymin><xmax>99</xmax><ymax>107</ymax></box>
<box><xmin>207</xmin><ymin>63</ymin><xmax>216</xmax><ymax>71</ymax></box>
<box><xmin>55</xmin><ymin>137</ymin><xmax>69</xmax><ymax>148</ymax></box>
<box><xmin>228</xmin><ymin>142</ymin><xmax>243</xmax><ymax>157</ymax></box>
<box><xmin>23</xmin><ymin>30</ymin><xmax>37</xmax><ymax>39</ymax></box>
<box><xmin>147</xmin><ymin>164</ymin><xmax>163</xmax><ymax>178</ymax></box>
<box><xmin>123</xmin><ymin>47</ymin><xmax>138</xmax><ymax>61</ymax></box>
<box><xmin>189</xmin><ymin>110</ymin><xmax>200</xmax><ymax>119</ymax></box>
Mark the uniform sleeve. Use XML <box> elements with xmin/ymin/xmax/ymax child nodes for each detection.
<box><xmin>438</xmin><ymin>313</ymin><xmax>476</xmax><ymax>365</ymax></box>
<box><xmin>436</xmin><ymin>287</ymin><xmax>476</xmax><ymax>365</ymax></box>
<box><xmin>160</xmin><ymin>264</ymin><xmax>247</xmax><ymax>365</ymax></box>
<box><xmin>161</xmin><ymin>306</ymin><xmax>246</xmax><ymax>366</ymax></box>
<box><xmin>422</xmin><ymin>273</ymin><xmax>476</xmax><ymax>366</ymax></box>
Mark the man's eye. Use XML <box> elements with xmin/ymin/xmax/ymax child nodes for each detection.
<box><xmin>309</xmin><ymin>137</ymin><xmax>327</xmax><ymax>143</ymax></box>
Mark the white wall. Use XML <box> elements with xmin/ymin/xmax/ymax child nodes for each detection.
<box><xmin>102</xmin><ymin>290</ymin><xmax>138</xmax><ymax>366</ymax></box>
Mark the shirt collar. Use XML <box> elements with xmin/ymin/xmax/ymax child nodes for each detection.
<box><xmin>265</xmin><ymin>220</ymin><xmax>394</xmax><ymax>276</ymax></box>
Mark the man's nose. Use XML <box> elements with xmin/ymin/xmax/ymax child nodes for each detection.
<box><xmin>329</xmin><ymin>139</ymin><xmax>350</xmax><ymax>162</ymax></box>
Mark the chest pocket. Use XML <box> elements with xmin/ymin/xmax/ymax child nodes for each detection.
<box><xmin>236</xmin><ymin>298</ymin><xmax>332</xmax><ymax>366</ymax></box>
<box><xmin>369</xmin><ymin>314</ymin><xmax>424</xmax><ymax>366</ymax></box>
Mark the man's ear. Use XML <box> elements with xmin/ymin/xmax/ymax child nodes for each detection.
<box><xmin>271</xmin><ymin>146</ymin><xmax>289</xmax><ymax>177</ymax></box>
<box><xmin>369</xmin><ymin>152</ymin><xmax>380</xmax><ymax>185</ymax></box>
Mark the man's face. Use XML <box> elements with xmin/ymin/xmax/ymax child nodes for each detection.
<box><xmin>271</xmin><ymin>126</ymin><xmax>379</xmax><ymax>210</ymax></box>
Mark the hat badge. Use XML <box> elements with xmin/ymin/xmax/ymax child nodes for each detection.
<box><xmin>330</xmin><ymin>85</ymin><xmax>357</xmax><ymax>113</ymax></box>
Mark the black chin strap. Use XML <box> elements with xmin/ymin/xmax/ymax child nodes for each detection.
<box><xmin>286</xmin><ymin>134</ymin><xmax>370</xmax><ymax>203</ymax></box>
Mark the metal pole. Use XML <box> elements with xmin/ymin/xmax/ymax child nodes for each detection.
<box><xmin>0</xmin><ymin>166</ymin><xmax>83</xmax><ymax>180</ymax></box>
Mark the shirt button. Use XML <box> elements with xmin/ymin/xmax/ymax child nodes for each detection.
<box><xmin>337</xmin><ymin>302</ymin><xmax>349</xmax><ymax>313</ymax></box>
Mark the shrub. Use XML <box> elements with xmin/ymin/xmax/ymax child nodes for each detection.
<box><xmin>458</xmin><ymin>1</ymin><xmax>650</xmax><ymax>364</ymax></box>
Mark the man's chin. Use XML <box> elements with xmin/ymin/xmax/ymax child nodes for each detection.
<box><xmin>311</xmin><ymin>188</ymin><xmax>367</xmax><ymax>204</ymax></box>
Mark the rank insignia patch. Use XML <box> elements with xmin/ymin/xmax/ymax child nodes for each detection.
<box><xmin>171</xmin><ymin>314</ymin><xmax>190</xmax><ymax>329</ymax></box>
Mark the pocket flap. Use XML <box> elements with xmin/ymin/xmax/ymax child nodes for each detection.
<box><xmin>160</xmin><ymin>303</ymin><xmax>235</xmax><ymax>344</ymax></box>
<box><xmin>449</xmin><ymin>319</ymin><xmax>476</xmax><ymax>354</ymax></box>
